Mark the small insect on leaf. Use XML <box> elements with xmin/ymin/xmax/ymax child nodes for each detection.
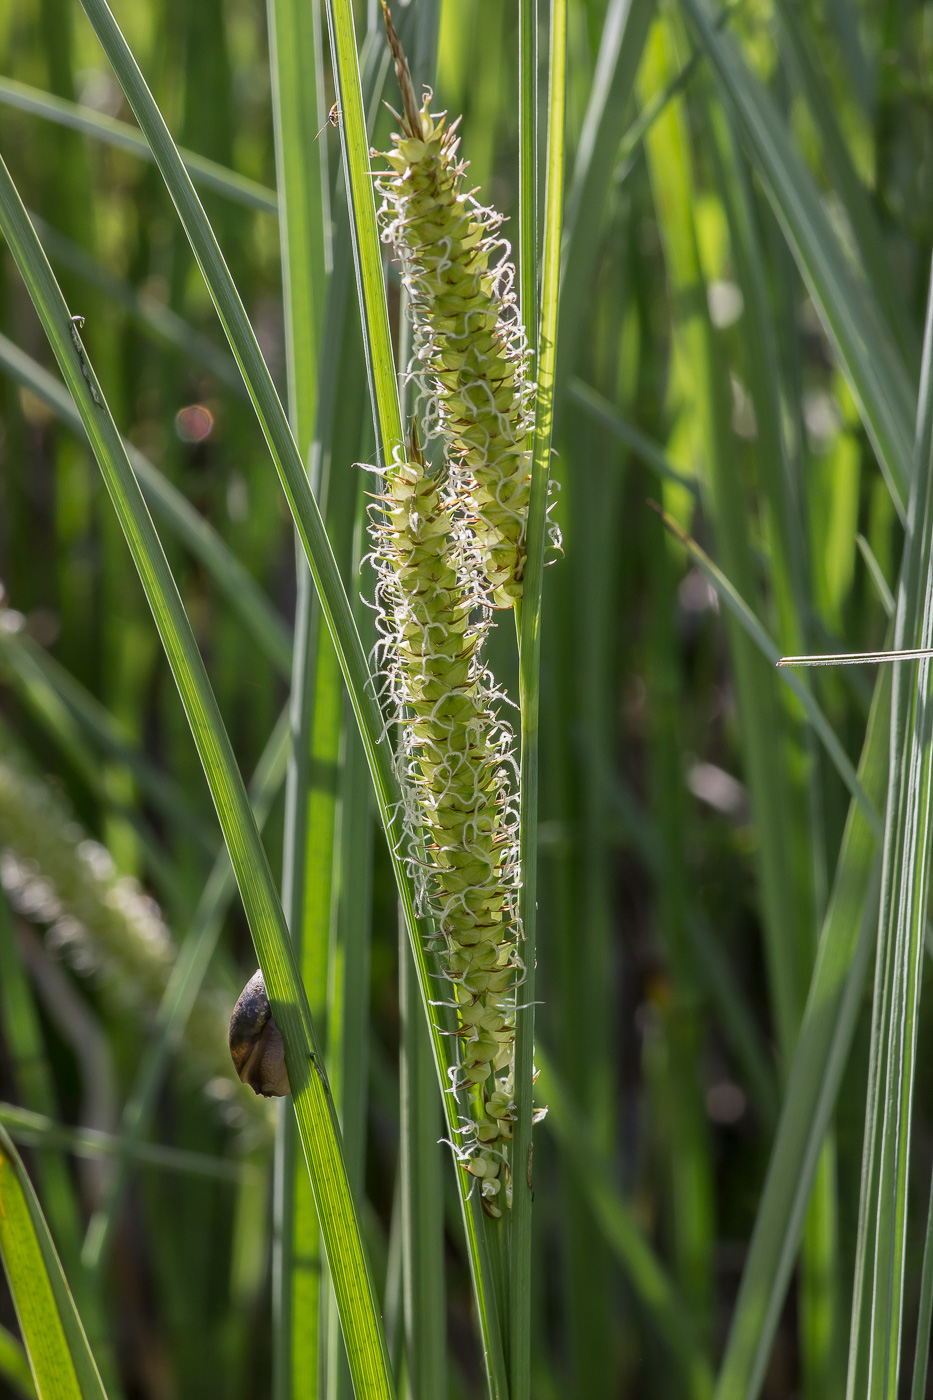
<box><xmin>314</xmin><ymin>103</ymin><xmax>339</xmax><ymax>142</ymax></box>
<box><xmin>69</xmin><ymin>314</ymin><xmax>102</xmax><ymax>406</ymax></box>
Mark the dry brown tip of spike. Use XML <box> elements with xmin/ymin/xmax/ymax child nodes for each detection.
<box><xmin>380</xmin><ymin>0</ymin><xmax>424</xmax><ymax>138</ymax></box>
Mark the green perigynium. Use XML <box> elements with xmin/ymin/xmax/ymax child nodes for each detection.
<box><xmin>372</xmin><ymin>448</ymin><xmax>520</xmax><ymax>1212</ymax></box>
<box><xmin>376</xmin><ymin>96</ymin><xmax>534</xmax><ymax>610</ymax></box>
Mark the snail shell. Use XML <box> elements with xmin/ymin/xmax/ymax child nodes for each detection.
<box><xmin>228</xmin><ymin>969</ymin><xmax>291</xmax><ymax>1097</ymax></box>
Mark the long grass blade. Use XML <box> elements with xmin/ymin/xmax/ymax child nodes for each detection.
<box><xmin>910</xmin><ymin>1167</ymin><xmax>933</xmax><ymax>1400</ymax></box>
<box><xmin>0</xmin><ymin>152</ymin><xmax>395</xmax><ymax>1400</ymax></box>
<box><xmin>398</xmin><ymin>911</ymin><xmax>447</xmax><ymax>1400</ymax></box>
<box><xmin>0</xmin><ymin>626</ymin><xmax>214</xmax><ymax>857</ymax></box>
<box><xmin>677</xmin><ymin>0</ymin><xmax>915</xmax><ymax>512</ymax></box>
<box><xmin>845</xmin><ymin>254</ymin><xmax>933</xmax><ymax>1400</ymax></box>
<box><xmin>0</xmin><ymin>76</ymin><xmax>277</xmax><ymax>214</ymax></box>
<box><xmin>518</xmin><ymin>0</ymin><xmax>537</xmax><ymax>345</ymax></box>
<box><xmin>558</xmin><ymin>0</ymin><xmax>654</xmax><ymax>385</ymax></box>
<box><xmin>641</xmin><ymin>12</ymin><xmax>812</xmax><ymax>1089</ymax></box>
<box><xmin>768</xmin><ymin>0</ymin><xmax>915</xmax><ymax>370</ymax></box>
<box><xmin>536</xmin><ymin>1048</ymin><xmax>713</xmax><ymax>1400</ymax></box>
<box><xmin>0</xmin><ymin>1122</ymin><xmax>108</xmax><ymax>1400</ymax></box>
<box><xmin>713</xmin><ymin>683</ymin><xmax>888</xmax><ymax>1400</ymax></box>
<box><xmin>0</xmin><ymin>875</ymin><xmax>125</xmax><ymax>1398</ymax></box>
<box><xmin>0</xmin><ymin>333</ymin><xmax>292</xmax><ymax>678</ymax></box>
<box><xmin>327</xmin><ymin>678</ymin><xmax>375</xmax><ymax>1400</ymax></box>
<box><xmin>322</xmin><ymin>0</ymin><xmax>403</xmax><ymax>461</ymax></box>
<box><xmin>0</xmin><ymin>640</ymin><xmax>192</xmax><ymax>900</ymax></box>
<box><xmin>0</xmin><ymin>887</ymin><xmax>94</xmax><ymax>1292</ymax></box>
<box><xmin>654</xmin><ymin>506</ymin><xmax>880</xmax><ymax>835</ymax></box>
<box><xmin>0</xmin><ymin>1104</ymin><xmax>258</xmax><ymax>1182</ymax></box>
<box><xmin>568</xmin><ymin>377</ymin><xmax>700</xmax><ymax>495</ymax></box>
<box><xmin>28</xmin><ymin>214</ymin><xmax>248</xmax><ymax>395</ymax></box>
<box><xmin>702</xmin><ymin>95</ymin><xmax>845</xmax><ymax>1387</ymax></box>
<box><xmin>780</xmin><ymin>649</ymin><xmax>933</xmax><ymax>667</ymax></box>
<box><xmin>267</xmin><ymin>0</ymin><xmax>331</xmax><ymax>1386</ymax></box>
<box><xmin>72</xmin><ymin>0</ymin><xmax>389</xmax><ymax>830</ymax></box>
<box><xmin>80</xmin><ymin>707</ymin><xmax>289</xmax><ymax>1273</ymax></box>
<box><xmin>510</xmin><ymin>0</ymin><xmax>566</xmax><ymax>1391</ymax></box>
<box><xmin>0</xmin><ymin>1322</ymin><xmax>35</xmax><ymax>1400</ymax></box>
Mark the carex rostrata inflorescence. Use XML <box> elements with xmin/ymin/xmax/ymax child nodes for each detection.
<box><xmin>369</xmin><ymin>3</ymin><xmax>540</xmax><ymax>1213</ymax></box>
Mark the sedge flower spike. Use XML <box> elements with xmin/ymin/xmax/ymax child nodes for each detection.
<box><xmin>371</xmin><ymin>446</ymin><xmax>520</xmax><ymax>1212</ymax></box>
<box><xmin>369</xmin><ymin>2</ymin><xmax>550</xmax><ymax>1214</ymax></box>
<box><xmin>375</xmin><ymin>3</ymin><xmax>534</xmax><ymax>609</ymax></box>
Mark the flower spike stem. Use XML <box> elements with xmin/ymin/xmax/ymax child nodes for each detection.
<box><xmin>511</xmin><ymin>0</ymin><xmax>567</xmax><ymax>1393</ymax></box>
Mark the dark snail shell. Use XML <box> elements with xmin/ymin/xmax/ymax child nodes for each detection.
<box><xmin>228</xmin><ymin>969</ymin><xmax>291</xmax><ymax>1098</ymax></box>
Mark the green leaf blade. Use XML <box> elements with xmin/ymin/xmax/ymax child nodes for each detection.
<box><xmin>678</xmin><ymin>0</ymin><xmax>915</xmax><ymax>513</ymax></box>
<box><xmin>0</xmin><ymin>140</ymin><xmax>395</xmax><ymax>1400</ymax></box>
<box><xmin>0</xmin><ymin>1125</ymin><xmax>108</xmax><ymax>1400</ymax></box>
<box><xmin>846</xmin><ymin>253</ymin><xmax>933</xmax><ymax>1400</ymax></box>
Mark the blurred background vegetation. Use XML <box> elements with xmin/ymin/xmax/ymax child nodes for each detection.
<box><xmin>0</xmin><ymin>0</ymin><xmax>930</xmax><ymax>1395</ymax></box>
